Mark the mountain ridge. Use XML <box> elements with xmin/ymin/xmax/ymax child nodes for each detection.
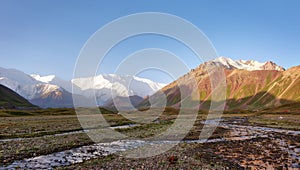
<box><xmin>138</xmin><ymin>58</ymin><xmax>299</xmax><ymax>111</ymax></box>
<box><xmin>1</xmin><ymin>57</ymin><xmax>295</xmax><ymax>109</ymax></box>
<box><xmin>0</xmin><ymin>67</ymin><xmax>166</xmax><ymax>108</ymax></box>
<box><xmin>211</xmin><ymin>57</ymin><xmax>285</xmax><ymax>71</ymax></box>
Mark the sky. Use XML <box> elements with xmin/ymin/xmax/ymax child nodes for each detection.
<box><xmin>0</xmin><ymin>0</ymin><xmax>300</xmax><ymax>84</ymax></box>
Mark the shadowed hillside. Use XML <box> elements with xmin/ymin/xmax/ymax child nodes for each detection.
<box><xmin>0</xmin><ymin>84</ymin><xmax>37</xmax><ymax>109</ymax></box>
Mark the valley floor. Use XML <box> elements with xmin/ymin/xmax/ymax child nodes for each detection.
<box><xmin>0</xmin><ymin>108</ymin><xmax>299</xmax><ymax>169</ymax></box>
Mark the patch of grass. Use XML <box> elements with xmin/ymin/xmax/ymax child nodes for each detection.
<box><xmin>249</xmin><ymin>114</ymin><xmax>300</xmax><ymax>130</ymax></box>
<box><xmin>2</xmin><ymin>110</ymin><xmax>33</xmax><ymax>116</ymax></box>
<box><xmin>0</xmin><ymin>108</ymin><xmax>131</xmax><ymax>139</ymax></box>
<box><xmin>223</xmin><ymin>109</ymin><xmax>254</xmax><ymax>114</ymax></box>
<box><xmin>0</xmin><ymin>115</ymin><xmax>82</xmax><ymax>139</ymax></box>
<box><xmin>0</xmin><ymin>128</ymin><xmax>84</xmax><ymax>139</ymax></box>
<box><xmin>0</xmin><ymin>107</ymin><xmax>118</xmax><ymax>117</ymax></box>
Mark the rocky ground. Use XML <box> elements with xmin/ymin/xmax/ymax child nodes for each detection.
<box><xmin>1</xmin><ymin>109</ymin><xmax>300</xmax><ymax>169</ymax></box>
<box><xmin>59</xmin><ymin>118</ymin><xmax>300</xmax><ymax>170</ymax></box>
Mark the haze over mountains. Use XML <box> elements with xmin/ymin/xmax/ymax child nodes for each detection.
<box><xmin>1</xmin><ymin>57</ymin><xmax>299</xmax><ymax>110</ymax></box>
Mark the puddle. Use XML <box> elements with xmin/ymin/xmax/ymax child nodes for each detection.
<box><xmin>110</xmin><ymin>124</ymin><xmax>140</xmax><ymax>129</ymax></box>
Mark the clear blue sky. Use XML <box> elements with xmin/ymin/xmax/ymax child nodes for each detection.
<box><xmin>1</xmin><ymin>0</ymin><xmax>299</xmax><ymax>83</ymax></box>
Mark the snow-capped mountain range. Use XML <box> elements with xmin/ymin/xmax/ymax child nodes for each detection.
<box><xmin>0</xmin><ymin>57</ymin><xmax>285</xmax><ymax>108</ymax></box>
<box><xmin>0</xmin><ymin>67</ymin><xmax>63</xmax><ymax>100</ymax></box>
<box><xmin>71</xmin><ymin>75</ymin><xmax>166</xmax><ymax>105</ymax></box>
<box><xmin>0</xmin><ymin>67</ymin><xmax>166</xmax><ymax>108</ymax></box>
<box><xmin>211</xmin><ymin>57</ymin><xmax>285</xmax><ymax>71</ymax></box>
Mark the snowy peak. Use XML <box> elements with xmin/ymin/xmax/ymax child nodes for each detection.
<box><xmin>71</xmin><ymin>74</ymin><xmax>166</xmax><ymax>106</ymax></box>
<box><xmin>212</xmin><ymin>57</ymin><xmax>285</xmax><ymax>71</ymax></box>
<box><xmin>72</xmin><ymin>74</ymin><xmax>166</xmax><ymax>100</ymax></box>
<box><xmin>262</xmin><ymin>61</ymin><xmax>285</xmax><ymax>71</ymax></box>
<box><xmin>31</xmin><ymin>74</ymin><xmax>56</xmax><ymax>83</ymax></box>
<box><xmin>30</xmin><ymin>74</ymin><xmax>72</xmax><ymax>92</ymax></box>
<box><xmin>0</xmin><ymin>68</ymin><xmax>67</xmax><ymax>105</ymax></box>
